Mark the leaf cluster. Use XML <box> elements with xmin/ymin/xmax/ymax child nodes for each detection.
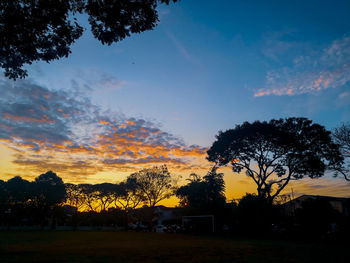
<box><xmin>0</xmin><ymin>0</ymin><xmax>177</xmax><ymax>79</ymax></box>
<box><xmin>176</xmin><ymin>168</ymin><xmax>226</xmax><ymax>209</ymax></box>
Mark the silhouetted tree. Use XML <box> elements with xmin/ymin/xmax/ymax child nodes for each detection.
<box><xmin>32</xmin><ymin>171</ymin><xmax>66</xmax><ymax>209</ymax></box>
<box><xmin>207</xmin><ymin>118</ymin><xmax>343</xmax><ymax>202</ymax></box>
<box><xmin>78</xmin><ymin>183</ymin><xmax>99</xmax><ymax>211</ymax></box>
<box><xmin>94</xmin><ymin>183</ymin><xmax>119</xmax><ymax>211</ymax></box>
<box><xmin>0</xmin><ymin>179</ymin><xmax>6</xmax><ymax>225</ymax></box>
<box><xmin>65</xmin><ymin>183</ymin><xmax>86</xmax><ymax>211</ymax></box>
<box><xmin>5</xmin><ymin>176</ymin><xmax>32</xmax><ymax>206</ymax></box>
<box><xmin>333</xmin><ymin>123</ymin><xmax>350</xmax><ymax>181</ymax></box>
<box><xmin>203</xmin><ymin>168</ymin><xmax>226</xmax><ymax>206</ymax></box>
<box><xmin>65</xmin><ymin>181</ymin><xmax>143</xmax><ymax>212</ymax></box>
<box><xmin>115</xmin><ymin>178</ymin><xmax>145</xmax><ymax>210</ymax></box>
<box><xmin>176</xmin><ymin>173</ymin><xmax>207</xmax><ymax>208</ymax></box>
<box><xmin>0</xmin><ymin>179</ymin><xmax>6</xmax><ymax>208</ymax></box>
<box><xmin>127</xmin><ymin>165</ymin><xmax>175</xmax><ymax>207</ymax></box>
<box><xmin>176</xmin><ymin>168</ymin><xmax>226</xmax><ymax>209</ymax></box>
<box><xmin>30</xmin><ymin>171</ymin><xmax>66</xmax><ymax>228</ymax></box>
<box><xmin>0</xmin><ymin>0</ymin><xmax>177</xmax><ymax>80</ymax></box>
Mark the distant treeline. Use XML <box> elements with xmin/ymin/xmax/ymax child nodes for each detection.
<box><xmin>0</xmin><ymin>166</ymin><xmax>227</xmax><ymax>213</ymax></box>
<box><xmin>1</xmin><ymin>169</ymin><xmax>350</xmax><ymax>238</ymax></box>
<box><xmin>0</xmin><ymin>166</ymin><xmax>175</xmax><ymax>213</ymax></box>
<box><xmin>1</xmin><ymin>118</ymin><xmax>350</xmax><ymax>237</ymax></box>
<box><xmin>0</xmin><ymin>166</ymin><xmax>229</xmax><ymax>230</ymax></box>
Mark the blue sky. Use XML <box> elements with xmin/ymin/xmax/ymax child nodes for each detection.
<box><xmin>24</xmin><ymin>0</ymin><xmax>350</xmax><ymax>148</ymax></box>
<box><xmin>1</xmin><ymin>0</ymin><xmax>350</xmax><ymax>198</ymax></box>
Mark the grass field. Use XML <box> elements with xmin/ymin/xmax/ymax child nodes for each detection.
<box><xmin>0</xmin><ymin>231</ymin><xmax>348</xmax><ymax>263</ymax></box>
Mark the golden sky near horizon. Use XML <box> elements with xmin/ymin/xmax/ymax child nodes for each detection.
<box><xmin>1</xmin><ymin>78</ymin><xmax>350</xmax><ymax>207</ymax></box>
<box><xmin>1</xmin><ymin>142</ymin><xmax>350</xmax><ymax>208</ymax></box>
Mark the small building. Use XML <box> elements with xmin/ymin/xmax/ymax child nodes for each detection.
<box><xmin>283</xmin><ymin>195</ymin><xmax>350</xmax><ymax>217</ymax></box>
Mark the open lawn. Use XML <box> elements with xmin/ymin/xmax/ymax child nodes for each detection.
<box><xmin>0</xmin><ymin>231</ymin><xmax>348</xmax><ymax>263</ymax></box>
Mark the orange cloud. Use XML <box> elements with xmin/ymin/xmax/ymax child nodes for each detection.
<box><xmin>3</xmin><ymin>113</ymin><xmax>48</xmax><ymax>123</ymax></box>
<box><xmin>126</xmin><ymin>120</ymin><xmax>136</xmax><ymax>126</ymax></box>
<box><xmin>171</xmin><ymin>147</ymin><xmax>207</xmax><ymax>157</ymax></box>
<box><xmin>99</xmin><ymin>120</ymin><xmax>112</xmax><ymax>125</ymax></box>
<box><xmin>0</xmin><ymin>78</ymin><xmax>210</xmax><ymax>184</ymax></box>
<box><xmin>314</xmin><ymin>76</ymin><xmax>323</xmax><ymax>88</ymax></box>
<box><xmin>254</xmin><ymin>91</ymin><xmax>267</xmax><ymax>97</ymax></box>
<box><xmin>0</xmin><ymin>124</ymin><xmax>13</xmax><ymax>131</ymax></box>
<box><xmin>57</xmin><ymin>109</ymin><xmax>68</xmax><ymax>119</ymax></box>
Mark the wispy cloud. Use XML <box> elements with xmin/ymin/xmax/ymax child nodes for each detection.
<box><xmin>339</xmin><ymin>91</ymin><xmax>350</xmax><ymax>99</ymax></box>
<box><xmin>284</xmin><ymin>176</ymin><xmax>350</xmax><ymax>198</ymax></box>
<box><xmin>0</xmin><ymin>78</ymin><xmax>208</xmax><ymax>182</ymax></box>
<box><xmin>70</xmin><ymin>69</ymin><xmax>126</xmax><ymax>92</ymax></box>
<box><xmin>166</xmin><ymin>31</ymin><xmax>195</xmax><ymax>63</ymax></box>
<box><xmin>95</xmin><ymin>71</ymin><xmax>126</xmax><ymax>90</ymax></box>
<box><xmin>261</xmin><ymin>29</ymin><xmax>298</xmax><ymax>62</ymax></box>
<box><xmin>255</xmin><ymin>36</ymin><xmax>350</xmax><ymax>97</ymax></box>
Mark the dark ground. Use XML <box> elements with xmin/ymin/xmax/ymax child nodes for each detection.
<box><xmin>0</xmin><ymin>231</ymin><xmax>348</xmax><ymax>263</ymax></box>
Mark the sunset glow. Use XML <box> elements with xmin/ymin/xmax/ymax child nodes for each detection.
<box><xmin>1</xmin><ymin>0</ymin><xmax>350</xmax><ymax>207</ymax></box>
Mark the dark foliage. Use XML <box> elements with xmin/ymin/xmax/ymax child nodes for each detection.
<box><xmin>236</xmin><ymin>193</ymin><xmax>278</xmax><ymax>234</ymax></box>
<box><xmin>207</xmin><ymin>117</ymin><xmax>343</xmax><ymax>202</ymax></box>
<box><xmin>333</xmin><ymin>123</ymin><xmax>350</xmax><ymax>181</ymax></box>
<box><xmin>4</xmin><ymin>176</ymin><xmax>32</xmax><ymax>205</ymax></box>
<box><xmin>93</xmin><ymin>183</ymin><xmax>122</xmax><ymax>211</ymax></box>
<box><xmin>32</xmin><ymin>171</ymin><xmax>66</xmax><ymax>209</ymax></box>
<box><xmin>31</xmin><ymin>171</ymin><xmax>66</xmax><ymax>227</ymax></box>
<box><xmin>0</xmin><ymin>171</ymin><xmax>66</xmax><ymax>228</ymax></box>
<box><xmin>176</xmin><ymin>168</ymin><xmax>228</xmax><ymax>232</ymax></box>
<box><xmin>115</xmin><ymin>177</ymin><xmax>146</xmax><ymax>210</ymax></box>
<box><xmin>127</xmin><ymin>165</ymin><xmax>175</xmax><ymax>207</ymax></box>
<box><xmin>0</xmin><ymin>179</ymin><xmax>5</xmax><ymax>206</ymax></box>
<box><xmin>0</xmin><ymin>0</ymin><xmax>177</xmax><ymax>79</ymax></box>
<box><xmin>176</xmin><ymin>168</ymin><xmax>226</xmax><ymax>210</ymax></box>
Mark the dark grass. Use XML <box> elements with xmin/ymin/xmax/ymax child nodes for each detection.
<box><xmin>0</xmin><ymin>231</ymin><xmax>348</xmax><ymax>263</ymax></box>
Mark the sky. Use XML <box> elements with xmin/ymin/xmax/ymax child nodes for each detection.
<box><xmin>1</xmin><ymin>0</ymin><xmax>350</xmax><ymax>205</ymax></box>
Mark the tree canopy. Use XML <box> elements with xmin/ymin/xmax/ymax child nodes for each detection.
<box><xmin>207</xmin><ymin>117</ymin><xmax>343</xmax><ymax>202</ymax></box>
<box><xmin>333</xmin><ymin>123</ymin><xmax>350</xmax><ymax>181</ymax></box>
<box><xmin>5</xmin><ymin>176</ymin><xmax>32</xmax><ymax>204</ymax></box>
<box><xmin>32</xmin><ymin>171</ymin><xmax>67</xmax><ymax>209</ymax></box>
<box><xmin>176</xmin><ymin>168</ymin><xmax>226</xmax><ymax>209</ymax></box>
<box><xmin>0</xmin><ymin>0</ymin><xmax>177</xmax><ymax>80</ymax></box>
<box><xmin>115</xmin><ymin>177</ymin><xmax>146</xmax><ymax>210</ymax></box>
<box><xmin>127</xmin><ymin>165</ymin><xmax>175</xmax><ymax>207</ymax></box>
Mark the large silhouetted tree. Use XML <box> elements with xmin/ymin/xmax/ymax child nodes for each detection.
<box><xmin>207</xmin><ymin>118</ymin><xmax>343</xmax><ymax>202</ymax></box>
<box><xmin>31</xmin><ymin>171</ymin><xmax>66</xmax><ymax>228</ymax></box>
<box><xmin>333</xmin><ymin>123</ymin><xmax>350</xmax><ymax>181</ymax></box>
<box><xmin>32</xmin><ymin>171</ymin><xmax>66</xmax><ymax>209</ymax></box>
<box><xmin>127</xmin><ymin>165</ymin><xmax>175</xmax><ymax>207</ymax></box>
<box><xmin>4</xmin><ymin>176</ymin><xmax>32</xmax><ymax>206</ymax></box>
<box><xmin>0</xmin><ymin>0</ymin><xmax>177</xmax><ymax>80</ymax></box>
